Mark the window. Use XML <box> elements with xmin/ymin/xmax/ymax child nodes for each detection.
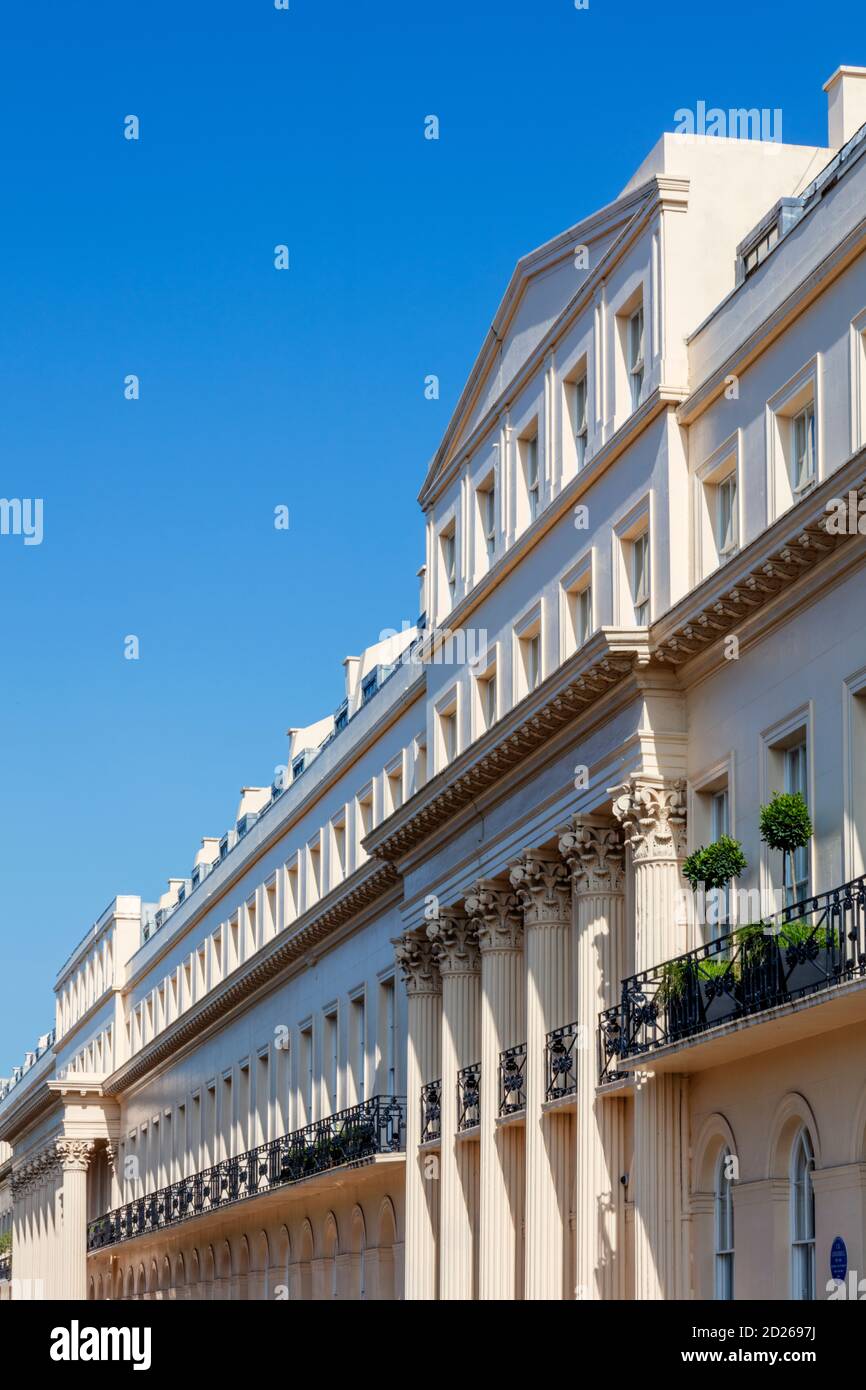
<box><xmin>381</xmin><ymin>978</ymin><xmax>396</xmax><ymax>1094</ymax></box>
<box><xmin>307</xmin><ymin>838</ymin><xmax>322</xmax><ymax>907</ymax></box>
<box><xmin>716</xmin><ymin>473</ymin><xmax>738</xmax><ymax>562</ymax></box>
<box><xmin>440</xmin><ymin>704</ymin><xmax>457</xmax><ymax>765</ymax></box>
<box><xmin>351</xmin><ymin>994</ymin><xmax>366</xmax><ymax>1104</ymax></box>
<box><xmin>744</xmin><ymin>222</ymin><xmax>779</xmax><ymax>277</ymax></box>
<box><xmin>628</xmin><ymin>306</ymin><xmax>645</xmax><ymax>410</ymax></box>
<box><xmin>324</xmin><ymin>1010</ymin><xmax>338</xmax><ymax>1115</ymax></box>
<box><xmin>478</xmin><ymin>476</ymin><xmax>496</xmax><ymax>565</ymax></box>
<box><xmin>791</xmin><ymin>404</ymin><xmax>816</xmax><ymax>496</ymax></box>
<box><xmin>573</xmin><ymin>375</ymin><xmax>589</xmax><ymax>468</ymax></box>
<box><xmin>714</xmin><ymin>1148</ymin><xmax>734</xmax><ymax>1301</ymax></box>
<box><xmin>791</xmin><ymin>1128</ymin><xmax>816</xmax><ymax>1301</ymax></box>
<box><xmin>478</xmin><ymin>667</ymin><xmax>497</xmax><ymax>731</ymax></box>
<box><xmin>576</xmin><ymin>585</ymin><xmax>592</xmax><ymax>647</ymax></box>
<box><xmin>332</xmin><ymin>815</ymin><xmax>347</xmax><ymax>885</ymax></box>
<box><xmin>784</xmin><ymin>742</ymin><xmax>809</xmax><ymax>906</ymax></box>
<box><xmin>523</xmin><ymin>433</ymin><xmax>540</xmax><ymax>522</ymax></box>
<box><xmin>356</xmin><ymin>786</ymin><xmax>374</xmax><ymax>863</ymax></box>
<box><xmin>385</xmin><ymin>761</ymin><xmax>403</xmax><ymax>815</ymax></box>
<box><xmin>631</xmin><ymin>532</ymin><xmax>650</xmax><ymax>625</ymax></box>
<box><xmin>709</xmin><ymin>789</ymin><xmax>731</xmax><ymax>938</ymax></box>
<box><xmin>441</xmin><ymin>528</ymin><xmax>456</xmax><ymax>603</ymax></box>
<box><xmin>285</xmin><ymin>859</ymin><xmax>299</xmax><ymax>924</ymax></box>
<box><xmin>300</xmin><ymin>1026</ymin><xmax>314</xmax><ymax>1124</ymax></box>
<box><xmin>521</xmin><ymin>630</ymin><xmax>541</xmax><ymax>693</ymax></box>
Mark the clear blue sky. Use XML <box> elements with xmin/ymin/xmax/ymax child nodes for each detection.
<box><xmin>0</xmin><ymin>0</ymin><xmax>857</xmax><ymax>1064</ymax></box>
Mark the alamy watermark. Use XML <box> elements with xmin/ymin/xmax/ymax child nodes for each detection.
<box><xmin>0</xmin><ymin>497</ymin><xmax>43</xmax><ymax>545</ymax></box>
<box><xmin>674</xmin><ymin>101</ymin><xmax>783</xmax><ymax>145</ymax></box>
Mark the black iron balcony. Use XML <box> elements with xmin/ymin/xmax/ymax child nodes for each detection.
<box><xmin>599</xmin><ymin>875</ymin><xmax>866</xmax><ymax>1082</ymax></box>
<box><xmin>546</xmin><ymin>1022</ymin><xmax>581</xmax><ymax>1101</ymax></box>
<box><xmin>86</xmin><ymin>1095</ymin><xmax>405</xmax><ymax>1253</ymax></box>
<box><xmin>457</xmin><ymin>1063</ymin><xmax>480</xmax><ymax>1132</ymax></box>
<box><xmin>421</xmin><ymin>1079</ymin><xmax>441</xmax><ymax>1143</ymax></box>
<box><xmin>0</xmin><ymin>1251</ymin><xmax>10</xmax><ymax>1282</ymax></box>
<box><xmin>499</xmin><ymin>1042</ymin><xmax>526</xmax><ymax>1115</ymax></box>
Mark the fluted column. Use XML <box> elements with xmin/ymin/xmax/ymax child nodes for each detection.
<box><xmin>613</xmin><ymin>778</ymin><xmax>689</xmax><ymax>1301</ymax></box>
<box><xmin>56</xmin><ymin>1140</ymin><xmax>95</xmax><ymax>1301</ymax></box>
<box><xmin>510</xmin><ymin>850</ymin><xmax>573</xmax><ymax>1300</ymax></box>
<box><xmin>427</xmin><ymin>907</ymin><xmax>480</xmax><ymax>1300</ymax></box>
<box><xmin>465</xmin><ymin>881</ymin><xmax>525</xmax><ymax>1300</ymax></box>
<box><xmin>560</xmin><ymin>817</ymin><xmax>627</xmax><ymax>1300</ymax></box>
<box><xmin>393</xmin><ymin>929</ymin><xmax>442</xmax><ymax>1301</ymax></box>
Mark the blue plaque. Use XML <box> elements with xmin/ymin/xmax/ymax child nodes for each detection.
<box><xmin>830</xmin><ymin>1236</ymin><xmax>847</xmax><ymax>1282</ymax></box>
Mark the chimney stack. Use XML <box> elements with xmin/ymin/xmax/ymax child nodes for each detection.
<box><xmin>824</xmin><ymin>65</ymin><xmax>866</xmax><ymax>147</ymax></box>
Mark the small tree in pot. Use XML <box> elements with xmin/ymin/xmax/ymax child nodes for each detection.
<box><xmin>759</xmin><ymin>791</ymin><xmax>812</xmax><ymax>911</ymax></box>
<box><xmin>758</xmin><ymin>792</ymin><xmax>832</xmax><ymax>994</ymax></box>
<box><xmin>680</xmin><ymin>836</ymin><xmax>749</xmax><ymax>1025</ymax></box>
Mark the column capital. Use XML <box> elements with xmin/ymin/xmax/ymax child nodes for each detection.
<box><xmin>611</xmin><ymin>777</ymin><xmax>687</xmax><ymax>862</ymax></box>
<box><xmin>393</xmin><ymin>930</ymin><xmax>441</xmax><ymax>996</ymax></box>
<box><xmin>55</xmin><ymin>1139</ymin><xmax>95</xmax><ymax>1172</ymax></box>
<box><xmin>464</xmin><ymin>880</ymin><xmax>524</xmax><ymax>953</ymax></box>
<box><xmin>426</xmin><ymin>906</ymin><xmax>480</xmax><ymax>975</ymax></box>
<box><xmin>509</xmin><ymin>850</ymin><xmax>571</xmax><ymax>924</ymax></box>
<box><xmin>558</xmin><ymin>818</ymin><xmax>625</xmax><ymax>895</ymax></box>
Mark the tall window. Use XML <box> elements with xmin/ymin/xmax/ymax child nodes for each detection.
<box><xmin>352</xmin><ymin>995</ymin><xmax>366</xmax><ymax>1103</ymax></box>
<box><xmin>480</xmin><ymin>481</ymin><xmax>496</xmax><ymax>563</ymax></box>
<box><xmin>711</xmin><ymin>789</ymin><xmax>730</xmax><ymax>937</ymax></box>
<box><xmin>784</xmin><ymin>742</ymin><xmax>809</xmax><ymax>906</ymax></box>
<box><xmin>628</xmin><ymin>306</ymin><xmax>645</xmax><ymax>410</ymax></box>
<box><xmin>521</xmin><ymin>630</ymin><xmax>541</xmax><ymax>692</ymax></box>
<box><xmin>574</xmin><ymin>376</ymin><xmax>588</xmax><ymax>467</ymax></box>
<box><xmin>576</xmin><ymin>585</ymin><xmax>592</xmax><ymax>647</ymax></box>
<box><xmin>441</xmin><ymin>530</ymin><xmax>456</xmax><ymax>602</ymax></box>
<box><xmin>324</xmin><ymin>1010</ymin><xmax>338</xmax><ymax>1114</ymax></box>
<box><xmin>382</xmin><ymin>978</ymin><xmax>396</xmax><ymax>1094</ymax></box>
<box><xmin>440</xmin><ymin>705</ymin><xmax>457</xmax><ymax>765</ymax></box>
<box><xmin>791</xmin><ymin>1128</ymin><xmax>816</xmax><ymax>1300</ymax></box>
<box><xmin>301</xmin><ymin>1026</ymin><xmax>313</xmax><ymax>1123</ymax></box>
<box><xmin>479</xmin><ymin>669</ymin><xmax>497</xmax><ymax>731</ymax></box>
<box><xmin>525</xmin><ymin>435</ymin><xmax>540</xmax><ymax>521</ymax></box>
<box><xmin>791</xmin><ymin>404</ymin><xmax>816</xmax><ymax>496</ymax></box>
<box><xmin>714</xmin><ymin>1148</ymin><xmax>734</xmax><ymax>1300</ymax></box>
<box><xmin>716</xmin><ymin>474</ymin><xmax>738</xmax><ymax>562</ymax></box>
<box><xmin>632</xmin><ymin>532</ymin><xmax>650</xmax><ymax>625</ymax></box>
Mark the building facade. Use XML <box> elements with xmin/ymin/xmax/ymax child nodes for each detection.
<box><xmin>3</xmin><ymin>64</ymin><xmax>866</xmax><ymax>1302</ymax></box>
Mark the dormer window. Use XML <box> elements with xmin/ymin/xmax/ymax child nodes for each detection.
<box><xmin>744</xmin><ymin>223</ymin><xmax>778</xmax><ymax>276</ymax></box>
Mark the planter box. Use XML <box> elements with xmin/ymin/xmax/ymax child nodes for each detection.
<box><xmin>698</xmin><ymin>972</ymin><xmax>740</xmax><ymax>1027</ymax></box>
<box><xmin>779</xmin><ymin>941</ymin><xmax>836</xmax><ymax>997</ymax></box>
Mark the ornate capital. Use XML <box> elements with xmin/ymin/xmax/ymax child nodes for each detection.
<box><xmin>509</xmin><ymin>850</ymin><xmax>571</xmax><ymax>924</ymax></box>
<box><xmin>612</xmin><ymin>778</ymin><xmax>687</xmax><ymax>862</ymax></box>
<box><xmin>55</xmin><ymin>1139</ymin><xmax>95</xmax><ymax>1172</ymax></box>
<box><xmin>393</xmin><ymin>930</ymin><xmax>441</xmax><ymax>996</ymax></box>
<box><xmin>426</xmin><ymin>907</ymin><xmax>480</xmax><ymax>975</ymax></box>
<box><xmin>464</xmin><ymin>881</ymin><xmax>524</xmax><ymax>953</ymax></box>
<box><xmin>558</xmin><ymin>818</ymin><xmax>625</xmax><ymax>895</ymax></box>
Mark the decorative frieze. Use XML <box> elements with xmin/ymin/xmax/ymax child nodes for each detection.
<box><xmin>558</xmin><ymin>819</ymin><xmax>625</xmax><ymax>895</ymax></box>
<box><xmin>426</xmin><ymin>907</ymin><xmax>480</xmax><ymax>976</ymax></box>
<box><xmin>612</xmin><ymin>778</ymin><xmax>687</xmax><ymax>863</ymax></box>
<box><xmin>393</xmin><ymin>929</ymin><xmax>441</xmax><ymax>996</ymax></box>
<box><xmin>464</xmin><ymin>881</ymin><xmax>524</xmax><ymax>953</ymax></box>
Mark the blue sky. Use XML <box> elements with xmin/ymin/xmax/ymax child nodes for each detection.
<box><xmin>0</xmin><ymin>0</ymin><xmax>858</xmax><ymax>1063</ymax></box>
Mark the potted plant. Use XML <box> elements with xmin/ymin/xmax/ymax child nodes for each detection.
<box><xmin>658</xmin><ymin>958</ymin><xmax>699</xmax><ymax>1038</ymax></box>
<box><xmin>759</xmin><ymin>791</ymin><xmax>812</xmax><ymax>912</ymax></box>
<box><xmin>682</xmin><ymin>835</ymin><xmax>749</xmax><ymax>938</ymax></box>
<box><xmin>776</xmin><ymin>918</ymin><xmax>840</xmax><ymax>996</ymax></box>
<box><xmin>734</xmin><ymin>921</ymin><xmax>781</xmax><ymax>1007</ymax></box>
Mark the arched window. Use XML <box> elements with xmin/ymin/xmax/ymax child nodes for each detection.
<box><xmin>791</xmin><ymin>1127</ymin><xmax>816</xmax><ymax>1300</ymax></box>
<box><xmin>714</xmin><ymin>1147</ymin><xmax>734</xmax><ymax>1300</ymax></box>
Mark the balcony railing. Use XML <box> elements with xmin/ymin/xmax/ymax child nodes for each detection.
<box><xmin>457</xmin><ymin>1063</ymin><xmax>480</xmax><ymax>1131</ymax></box>
<box><xmin>0</xmin><ymin>1252</ymin><xmax>10</xmax><ymax>1282</ymax></box>
<box><xmin>86</xmin><ymin>1095</ymin><xmax>405</xmax><ymax>1252</ymax></box>
<box><xmin>421</xmin><ymin>1079</ymin><xmax>441</xmax><ymax>1143</ymax></box>
<box><xmin>499</xmin><ymin>1043</ymin><xmax>526</xmax><ymax>1115</ymax></box>
<box><xmin>546</xmin><ymin>1022</ymin><xmax>580</xmax><ymax>1101</ymax></box>
<box><xmin>599</xmin><ymin>875</ymin><xmax>866</xmax><ymax>1082</ymax></box>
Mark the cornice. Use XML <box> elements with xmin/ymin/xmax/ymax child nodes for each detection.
<box><xmin>365</xmin><ymin>630</ymin><xmax>647</xmax><ymax>863</ymax></box>
<box><xmin>103</xmin><ymin>859</ymin><xmax>399</xmax><ymax>1096</ymax></box>
<box><xmin>650</xmin><ymin>446</ymin><xmax>866</xmax><ymax>669</ymax></box>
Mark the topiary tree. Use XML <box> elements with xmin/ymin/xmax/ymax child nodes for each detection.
<box><xmin>682</xmin><ymin>835</ymin><xmax>748</xmax><ymax>932</ymax></box>
<box><xmin>759</xmin><ymin>791</ymin><xmax>812</xmax><ymax>907</ymax></box>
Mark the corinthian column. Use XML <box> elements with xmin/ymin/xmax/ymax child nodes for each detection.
<box><xmin>559</xmin><ymin>817</ymin><xmax>627</xmax><ymax>1300</ymax></box>
<box><xmin>465</xmin><ymin>881</ymin><xmax>525</xmax><ymax>1301</ymax></box>
<box><xmin>509</xmin><ymin>850</ymin><xmax>573</xmax><ymax>1300</ymax></box>
<box><xmin>393</xmin><ymin>929</ymin><xmax>442</xmax><ymax>1301</ymax></box>
<box><xmin>613</xmin><ymin>777</ymin><xmax>689</xmax><ymax>1301</ymax></box>
<box><xmin>427</xmin><ymin>907</ymin><xmax>480</xmax><ymax>1301</ymax></box>
<box><xmin>56</xmin><ymin>1140</ymin><xmax>95</xmax><ymax>1301</ymax></box>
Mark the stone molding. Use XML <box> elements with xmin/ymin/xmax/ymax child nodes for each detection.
<box><xmin>426</xmin><ymin>907</ymin><xmax>481</xmax><ymax>975</ymax></box>
<box><xmin>392</xmin><ymin>929</ymin><xmax>441</xmax><ymax>996</ymax></box>
<box><xmin>464</xmin><ymin>881</ymin><xmax>524</xmax><ymax>953</ymax></box>
<box><xmin>558</xmin><ymin>818</ymin><xmax>625</xmax><ymax>895</ymax></box>
<box><xmin>612</xmin><ymin>778</ymin><xmax>687</xmax><ymax>862</ymax></box>
<box><xmin>509</xmin><ymin>850</ymin><xmax>572</xmax><ymax>924</ymax></box>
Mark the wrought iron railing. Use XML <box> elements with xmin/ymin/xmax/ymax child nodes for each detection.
<box><xmin>546</xmin><ymin>1022</ymin><xmax>581</xmax><ymax>1101</ymax></box>
<box><xmin>499</xmin><ymin>1043</ymin><xmax>526</xmax><ymax>1115</ymax></box>
<box><xmin>0</xmin><ymin>1251</ymin><xmax>10</xmax><ymax>1281</ymax></box>
<box><xmin>421</xmin><ymin>1079</ymin><xmax>441</xmax><ymax>1143</ymax></box>
<box><xmin>599</xmin><ymin>875</ymin><xmax>866</xmax><ymax>1082</ymax></box>
<box><xmin>86</xmin><ymin>1095</ymin><xmax>405</xmax><ymax>1252</ymax></box>
<box><xmin>457</xmin><ymin>1063</ymin><xmax>480</xmax><ymax>1131</ymax></box>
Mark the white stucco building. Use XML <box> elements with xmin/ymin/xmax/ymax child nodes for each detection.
<box><xmin>4</xmin><ymin>64</ymin><xmax>866</xmax><ymax>1302</ymax></box>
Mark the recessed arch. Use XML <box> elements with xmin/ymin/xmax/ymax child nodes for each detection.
<box><xmin>376</xmin><ymin>1196</ymin><xmax>398</xmax><ymax>1301</ymax></box>
<box><xmin>693</xmin><ymin>1112</ymin><xmax>739</xmax><ymax>1192</ymax></box>
<box><xmin>767</xmin><ymin>1092</ymin><xmax>821</xmax><ymax>1179</ymax></box>
<box><xmin>125</xmin><ymin>1266</ymin><xmax>135</xmax><ymax>1300</ymax></box>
